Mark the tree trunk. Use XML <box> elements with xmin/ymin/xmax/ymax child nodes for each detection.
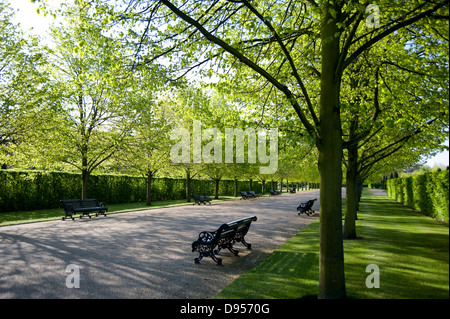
<box><xmin>234</xmin><ymin>177</ymin><xmax>238</xmax><ymax>197</ymax></box>
<box><xmin>81</xmin><ymin>150</ymin><xmax>89</xmax><ymax>199</ymax></box>
<box><xmin>186</xmin><ymin>170</ymin><xmax>191</xmax><ymax>202</ymax></box>
<box><xmin>318</xmin><ymin>5</ymin><xmax>346</xmax><ymax>299</ymax></box>
<box><xmin>214</xmin><ymin>179</ymin><xmax>219</xmax><ymax>199</ymax></box>
<box><xmin>146</xmin><ymin>172</ymin><xmax>153</xmax><ymax>206</ymax></box>
<box><xmin>81</xmin><ymin>169</ymin><xmax>89</xmax><ymax>199</ymax></box>
<box><xmin>357</xmin><ymin>182</ymin><xmax>363</xmax><ymax>210</ymax></box>
<box><xmin>344</xmin><ymin>141</ymin><xmax>358</xmax><ymax>239</ymax></box>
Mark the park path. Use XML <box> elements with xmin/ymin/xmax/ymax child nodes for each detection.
<box><xmin>368</xmin><ymin>188</ymin><xmax>387</xmax><ymax>196</ymax></box>
<box><xmin>0</xmin><ymin>191</ymin><xmax>321</xmax><ymax>299</ymax></box>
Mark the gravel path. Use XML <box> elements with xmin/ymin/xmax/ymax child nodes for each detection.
<box><xmin>0</xmin><ymin>191</ymin><xmax>320</xmax><ymax>299</ymax></box>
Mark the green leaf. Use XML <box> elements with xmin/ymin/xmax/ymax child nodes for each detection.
<box><xmin>329</xmin><ymin>8</ymin><xmax>337</xmax><ymax>19</ymax></box>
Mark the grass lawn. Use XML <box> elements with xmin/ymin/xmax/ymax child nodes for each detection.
<box><xmin>214</xmin><ymin>190</ymin><xmax>449</xmax><ymax>299</ymax></box>
<box><xmin>0</xmin><ymin>196</ymin><xmax>237</xmax><ymax>226</ymax></box>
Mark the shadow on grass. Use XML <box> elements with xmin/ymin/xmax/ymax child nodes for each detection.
<box><xmin>345</xmin><ymin>194</ymin><xmax>449</xmax><ymax>299</ymax></box>
<box><xmin>215</xmin><ymin>192</ymin><xmax>449</xmax><ymax>299</ymax></box>
<box><xmin>215</xmin><ymin>250</ymin><xmax>319</xmax><ymax>299</ymax></box>
<box><xmin>215</xmin><ymin>220</ymin><xmax>320</xmax><ymax>299</ymax></box>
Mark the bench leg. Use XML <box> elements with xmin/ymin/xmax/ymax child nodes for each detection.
<box><xmin>95</xmin><ymin>210</ymin><xmax>107</xmax><ymax>217</ymax></box>
<box><xmin>210</xmin><ymin>254</ymin><xmax>222</xmax><ymax>265</ymax></box>
<box><xmin>63</xmin><ymin>212</ymin><xmax>76</xmax><ymax>221</ymax></box>
<box><xmin>195</xmin><ymin>250</ymin><xmax>223</xmax><ymax>265</ymax></box>
<box><xmin>240</xmin><ymin>238</ymin><xmax>252</xmax><ymax>250</ymax></box>
<box><xmin>226</xmin><ymin>245</ymin><xmax>239</xmax><ymax>256</ymax></box>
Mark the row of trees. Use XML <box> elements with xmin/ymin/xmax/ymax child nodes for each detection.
<box><xmin>1</xmin><ymin>0</ymin><xmax>448</xmax><ymax>299</ymax></box>
<box><xmin>0</xmin><ymin>0</ymin><xmax>320</xmax><ymax>205</ymax></box>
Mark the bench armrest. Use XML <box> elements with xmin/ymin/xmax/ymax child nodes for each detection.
<box><xmin>197</xmin><ymin>231</ymin><xmax>216</xmax><ymax>243</ymax></box>
<box><xmin>192</xmin><ymin>230</ymin><xmax>218</xmax><ymax>252</ymax></box>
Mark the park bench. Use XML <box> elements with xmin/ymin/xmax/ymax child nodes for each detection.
<box><xmin>192</xmin><ymin>194</ymin><xmax>204</xmax><ymax>205</ymax></box>
<box><xmin>191</xmin><ymin>216</ymin><xmax>257</xmax><ymax>265</ymax></box>
<box><xmin>269</xmin><ymin>189</ymin><xmax>281</xmax><ymax>195</ymax></box>
<box><xmin>199</xmin><ymin>194</ymin><xmax>212</xmax><ymax>204</ymax></box>
<box><xmin>192</xmin><ymin>194</ymin><xmax>211</xmax><ymax>205</ymax></box>
<box><xmin>289</xmin><ymin>188</ymin><xmax>296</xmax><ymax>193</ymax></box>
<box><xmin>240</xmin><ymin>191</ymin><xmax>251</xmax><ymax>199</ymax></box>
<box><xmin>248</xmin><ymin>191</ymin><xmax>260</xmax><ymax>198</ymax></box>
<box><xmin>297</xmin><ymin>198</ymin><xmax>317</xmax><ymax>216</ymax></box>
<box><xmin>60</xmin><ymin>199</ymin><xmax>108</xmax><ymax>221</ymax></box>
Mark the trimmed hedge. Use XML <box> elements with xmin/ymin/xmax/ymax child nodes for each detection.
<box><xmin>0</xmin><ymin>171</ymin><xmax>147</xmax><ymax>212</ymax></box>
<box><xmin>0</xmin><ymin>170</ymin><xmax>274</xmax><ymax>213</ymax></box>
<box><xmin>387</xmin><ymin>170</ymin><xmax>449</xmax><ymax>223</ymax></box>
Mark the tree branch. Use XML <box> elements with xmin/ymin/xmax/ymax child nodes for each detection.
<box><xmin>238</xmin><ymin>0</ymin><xmax>319</xmax><ymax>127</ymax></box>
<box><xmin>342</xmin><ymin>1</ymin><xmax>447</xmax><ymax>72</ymax></box>
<box><xmin>158</xmin><ymin>0</ymin><xmax>317</xmax><ymax>137</ymax></box>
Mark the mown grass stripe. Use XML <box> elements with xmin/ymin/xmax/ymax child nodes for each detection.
<box><xmin>214</xmin><ymin>191</ymin><xmax>449</xmax><ymax>299</ymax></box>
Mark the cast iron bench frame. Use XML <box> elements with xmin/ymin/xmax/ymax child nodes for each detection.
<box><xmin>248</xmin><ymin>190</ymin><xmax>260</xmax><ymax>198</ymax></box>
<box><xmin>297</xmin><ymin>198</ymin><xmax>317</xmax><ymax>216</ymax></box>
<box><xmin>192</xmin><ymin>193</ymin><xmax>212</xmax><ymax>205</ymax></box>
<box><xmin>240</xmin><ymin>191</ymin><xmax>258</xmax><ymax>199</ymax></box>
<box><xmin>240</xmin><ymin>191</ymin><xmax>250</xmax><ymax>199</ymax></box>
<box><xmin>199</xmin><ymin>194</ymin><xmax>212</xmax><ymax>204</ymax></box>
<box><xmin>191</xmin><ymin>216</ymin><xmax>257</xmax><ymax>265</ymax></box>
<box><xmin>60</xmin><ymin>199</ymin><xmax>108</xmax><ymax>220</ymax></box>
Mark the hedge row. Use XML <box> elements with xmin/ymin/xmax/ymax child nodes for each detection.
<box><xmin>0</xmin><ymin>170</ymin><xmax>277</xmax><ymax>212</ymax></box>
<box><xmin>387</xmin><ymin>170</ymin><xmax>449</xmax><ymax>223</ymax></box>
<box><xmin>0</xmin><ymin>171</ymin><xmax>145</xmax><ymax>212</ymax></box>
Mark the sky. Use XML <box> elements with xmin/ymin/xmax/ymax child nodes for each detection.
<box><xmin>6</xmin><ymin>0</ymin><xmax>450</xmax><ymax>168</ymax></box>
<box><xmin>8</xmin><ymin>0</ymin><xmax>60</xmax><ymax>37</ymax></box>
<box><xmin>424</xmin><ymin>142</ymin><xmax>449</xmax><ymax>168</ymax></box>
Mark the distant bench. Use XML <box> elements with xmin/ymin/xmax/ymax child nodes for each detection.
<box><xmin>60</xmin><ymin>199</ymin><xmax>108</xmax><ymax>221</ymax></box>
<box><xmin>191</xmin><ymin>216</ymin><xmax>257</xmax><ymax>265</ymax></box>
<box><xmin>240</xmin><ymin>191</ymin><xmax>260</xmax><ymax>199</ymax></box>
<box><xmin>192</xmin><ymin>194</ymin><xmax>212</xmax><ymax>205</ymax></box>
<box><xmin>269</xmin><ymin>190</ymin><xmax>281</xmax><ymax>195</ymax></box>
